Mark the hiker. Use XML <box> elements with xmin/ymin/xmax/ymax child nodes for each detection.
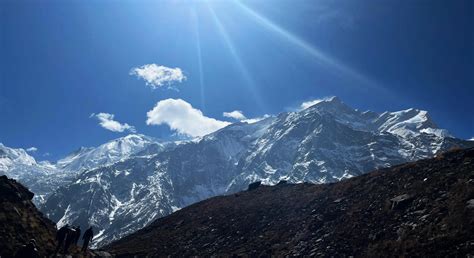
<box><xmin>73</xmin><ymin>226</ymin><xmax>81</xmax><ymax>245</ymax></box>
<box><xmin>55</xmin><ymin>224</ymin><xmax>69</xmax><ymax>253</ymax></box>
<box><xmin>82</xmin><ymin>226</ymin><xmax>94</xmax><ymax>252</ymax></box>
<box><xmin>15</xmin><ymin>239</ymin><xmax>39</xmax><ymax>258</ymax></box>
<box><xmin>63</xmin><ymin>226</ymin><xmax>76</xmax><ymax>253</ymax></box>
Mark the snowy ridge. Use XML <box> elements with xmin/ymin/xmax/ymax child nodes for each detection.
<box><xmin>0</xmin><ymin>134</ymin><xmax>161</xmax><ymax>204</ymax></box>
<box><xmin>0</xmin><ymin>143</ymin><xmax>36</xmax><ymax>170</ymax></box>
<box><xmin>56</xmin><ymin>134</ymin><xmax>160</xmax><ymax>172</ymax></box>
<box><xmin>0</xmin><ymin>144</ymin><xmax>70</xmax><ymax>203</ymax></box>
<box><xmin>40</xmin><ymin>97</ymin><xmax>473</xmax><ymax>247</ymax></box>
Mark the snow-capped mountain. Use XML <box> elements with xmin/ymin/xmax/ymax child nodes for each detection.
<box><xmin>0</xmin><ymin>143</ymin><xmax>36</xmax><ymax>170</ymax></box>
<box><xmin>225</xmin><ymin>97</ymin><xmax>460</xmax><ymax>191</ymax></box>
<box><xmin>0</xmin><ymin>143</ymin><xmax>65</xmax><ymax>203</ymax></box>
<box><xmin>56</xmin><ymin>134</ymin><xmax>161</xmax><ymax>172</ymax></box>
<box><xmin>0</xmin><ymin>134</ymin><xmax>160</xmax><ymax>204</ymax></box>
<box><xmin>40</xmin><ymin>97</ymin><xmax>473</xmax><ymax>247</ymax></box>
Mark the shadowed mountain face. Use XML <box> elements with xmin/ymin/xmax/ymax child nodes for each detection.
<box><xmin>106</xmin><ymin>148</ymin><xmax>474</xmax><ymax>257</ymax></box>
<box><xmin>40</xmin><ymin>97</ymin><xmax>473</xmax><ymax>247</ymax></box>
<box><xmin>0</xmin><ymin>176</ymin><xmax>57</xmax><ymax>257</ymax></box>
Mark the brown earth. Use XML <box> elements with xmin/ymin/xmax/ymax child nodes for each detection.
<box><xmin>106</xmin><ymin>148</ymin><xmax>474</xmax><ymax>257</ymax></box>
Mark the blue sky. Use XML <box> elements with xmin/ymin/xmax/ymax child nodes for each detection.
<box><xmin>1</xmin><ymin>0</ymin><xmax>473</xmax><ymax>160</ymax></box>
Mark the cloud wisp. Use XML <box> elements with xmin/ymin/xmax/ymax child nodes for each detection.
<box><xmin>130</xmin><ymin>64</ymin><xmax>186</xmax><ymax>89</ymax></box>
<box><xmin>242</xmin><ymin>114</ymin><xmax>271</xmax><ymax>124</ymax></box>
<box><xmin>26</xmin><ymin>147</ymin><xmax>38</xmax><ymax>152</ymax></box>
<box><xmin>223</xmin><ymin>110</ymin><xmax>247</xmax><ymax>120</ymax></box>
<box><xmin>299</xmin><ymin>96</ymin><xmax>336</xmax><ymax>110</ymax></box>
<box><xmin>223</xmin><ymin>110</ymin><xmax>271</xmax><ymax>124</ymax></box>
<box><xmin>146</xmin><ymin>99</ymin><xmax>231</xmax><ymax>137</ymax></box>
<box><xmin>300</xmin><ymin>99</ymin><xmax>326</xmax><ymax>110</ymax></box>
<box><xmin>300</xmin><ymin>98</ymin><xmax>332</xmax><ymax>110</ymax></box>
<box><xmin>91</xmin><ymin>113</ymin><xmax>136</xmax><ymax>133</ymax></box>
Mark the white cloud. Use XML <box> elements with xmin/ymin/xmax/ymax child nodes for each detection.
<box><xmin>300</xmin><ymin>99</ymin><xmax>325</xmax><ymax>110</ymax></box>
<box><xmin>130</xmin><ymin>64</ymin><xmax>186</xmax><ymax>89</ymax></box>
<box><xmin>146</xmin><ymin>99</ymin><xmax>231</xmax><ymax>137</ymax></box>
<box><xmin>26</xmin><ymin>147</ymin><xmax>38</xmax><ymax>152</ymax></box>
<box><xmin>468</xmin><ymin>137</ymin><xmax>474</xmax><ymax>141</ymax></box>
<box><xmin>299</xmin><ymin>96</ymin><xmax>335</xmax><ymax>110</ymax></box>
<box><xmin>242</xmin><ymin>114</ymin><xmax>271</xmax><ymax>124</ymax></box>
<box><xmin>91</xmin><ymin>113</ymin><xmax>136</xmax><ymax>133</ymax></box>
<box><xmin>223</xmin><ymin>110</ymin><xmax>272</xmax><ymax>124</ymax></box>
<box><xmin>223</xmin><ymin>110</ymin><xmax>247</xmax><ymax>121</ymax></box>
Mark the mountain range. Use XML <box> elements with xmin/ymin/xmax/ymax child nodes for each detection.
<box><xmin>1</xmin><ymin>97</ymin><xmax>472</xmax><ymax>247</ymax></box>
<box><xmin>105</xmin><ymin>147</ymin><xmax>474</xmax><ymax>256</ymax></box>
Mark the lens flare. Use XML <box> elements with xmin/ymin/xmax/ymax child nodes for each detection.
<box><xmin>233</xmin><ymin>0</ymin><xmax>381</xmax><ymax>90</ymax></box>
<box><xmin>190</xmin><ymin>9</ymin><xmax>206</xmax><ymax>111</ymax></box>
<box><xmin>208</xmin><ymin>4</ymin><xmax>267</xmax><ymax>112</ymax></box>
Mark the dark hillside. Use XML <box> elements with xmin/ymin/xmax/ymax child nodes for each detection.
<box><xmin>107</xmin><ymin>148</ymin><xmax>474</xmax><ymax>257</ymax></box>
<box><xmin>0</xmin><ymin>175</ymin><xmax>57</xmax><ymax>257</ymax></box>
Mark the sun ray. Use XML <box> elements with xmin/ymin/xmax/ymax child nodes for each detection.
<box><xmin>233</xmin><ymin>0</ymin><xmax>382</xmax><ymax>91</ymax></box>
<box><xmin>207</xmin><ymin>4</ymin><xmax>267</xmax><ymax>112</ymax></box>
<box><xmin>190</xmin><ymin>8</ymin><xmax>206</xmax><ymax>112</ymax></box>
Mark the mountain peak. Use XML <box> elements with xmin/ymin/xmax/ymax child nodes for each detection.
<box><xmin>0</xmin><ymin>143</ymin><xmax>37</xmax><ymax>168</ymax></box>
<box><xmin>116</xmin><ymin>134</ymin><xmax>157</xmax><ymax>144</ymax></box>
<box><xmin>55</xmin><ymin>133</ymin><xmax>157</xmax><ymax>173</ymax></box>
<box><xmin>300</xmin><ymin>96</ymin><xmax>359</xmax><ymax>125</ymax></box>
<box><xmin>300</xmin><ymin>96</ymin><xmax>343</xmax><ymax>110</ymax></box>
<box><xmin>297</xmin><ymin>98</ymin><xmax>447</xmax><ymax>139</ymax></box>
<box><xmin>121</xmin><ymin>133</ymin><xmax>148</xmax><ymax>140</ymax></box>
<box><xmin>375</xmin><ymin>107</ymin><xmax>442</xmax><ymax>137</ymax></box>
<box><xmin>325</xmin><ymin>96</ymin><xmax>341</xmax><ymax>103</ymax></box>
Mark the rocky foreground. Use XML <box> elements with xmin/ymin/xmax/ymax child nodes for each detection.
<box><xmin>0</xmin><ymin>175</ymin><xmax>113</xmax><ymax>257</ymax></box>
<box><xmin>106</xmin><ymin>148</ymin><xmax>474</xmax><ymax>257</ymax></box>
<box><xmin>0</xmin><ymin>175</ymin><xmax>57</xmax><ymax>257</ymax></box>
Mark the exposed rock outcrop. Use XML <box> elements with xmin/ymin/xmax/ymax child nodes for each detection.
<box><xmin>0</xmin><ymin>175</ymin><xmax>57</xmax><ymax>257</ymax></box>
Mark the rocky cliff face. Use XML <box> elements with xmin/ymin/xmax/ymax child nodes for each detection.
<box><xmin>0</xmin><ymin>175</ymin><xmax>57</xmax><ymax>257</ymax></box>
<box><xmin>106</xmin><ymin>148</ymin><xmax>474</xmax><ymax>257</ymax></box>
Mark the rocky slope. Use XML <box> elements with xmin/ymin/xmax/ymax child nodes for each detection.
<box><xmin>0</xmin><ymin>175</ymin><xmax>57</xmax><ymax>257</ymax></box>
<box><xmin>41</xmin><ymin>97</ymin><xmax>473</xmax><ymax>247</ymax></box>
<box><xmin>106</xmin><ymin>147</ymin><xmax>474</xmax><ymax>257</ymax></box>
